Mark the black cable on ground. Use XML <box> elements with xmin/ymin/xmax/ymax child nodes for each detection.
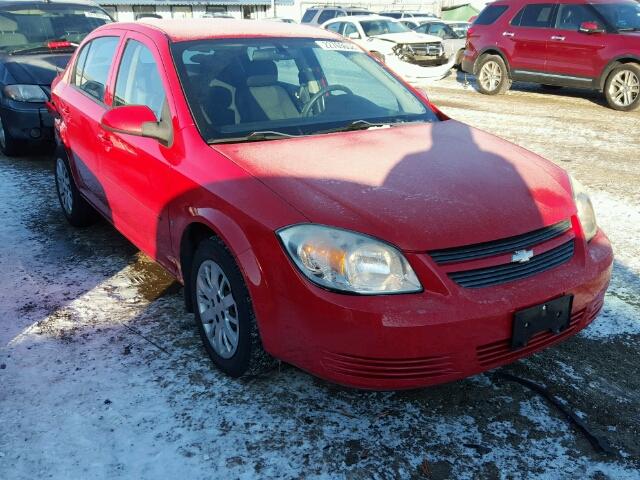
<box><xmin>495</xmin><ymin>371</ymin><xmax>617</xmax><ymax>456</ymax></box>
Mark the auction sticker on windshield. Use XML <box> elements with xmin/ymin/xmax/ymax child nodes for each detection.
<box><xmin>315</xmin><ymin>40</ymin><xmax>360</xmax><ymax>52</ymax></box>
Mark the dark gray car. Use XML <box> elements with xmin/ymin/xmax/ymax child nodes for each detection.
<box><xmin>0</xmin><ymin>0</ymin><xmax>111</xmax><ymax>156</ymax></box>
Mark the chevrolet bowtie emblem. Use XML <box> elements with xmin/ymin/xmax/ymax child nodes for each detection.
<box><xmin>512</xmin><ymin>249</ymin><xmax>534</xmax><ymax>263</ymax></box>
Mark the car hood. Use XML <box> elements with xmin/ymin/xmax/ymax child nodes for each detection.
<box><xmin>373</xmin><ymin>32</ymin><xmax>442</xmax><ymax>44</ymax></box>
<box><xmin>214</xmin><ymin>120</ymin><xmax>575</xmax><ymax>251</ymax></box>
<box><xmin>2</xmin><ymin>53</ymin><xmax>71</xmax><ymax>86</ymax></box>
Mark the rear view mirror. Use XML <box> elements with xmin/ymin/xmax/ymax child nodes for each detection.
<box><xmin>101</xmin><ymin>105</ymin><xmax>172</xmax><ymax>146</ymax></box>
<box><xmin>579</xmin><ymin>21</ymin><xmax>604</xmax><ymax>34</ymax></box>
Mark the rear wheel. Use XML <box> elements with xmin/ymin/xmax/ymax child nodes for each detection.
<box><xmin>191</xmin><ymin>236</ymin><xmax>275</xmax><ymax>377</ymax></box>
<box><xmin>604</xmin><ymin>64</ymin><xmax>640</xmax><ymax>111</ymax></box>
<box><xmin>476</xmin><ymin>54</ymin><xmax>511</xmax><ymax>95</ymax></box>
<box><xmin>54</xmin><ymin>146</ymin><xmax>97</xmax><ymax>227</ymax></box>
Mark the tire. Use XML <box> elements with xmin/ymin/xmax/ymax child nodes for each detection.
<box><xmin>604</xmin><ymin>63</ymin><xmax>640</xmax><ymax>111</ymax></box>
<box><xmin>54</xmin><ymin>145</ymin><xmax>97</xmax><ymax>227</ymax></box>
<box><xmin>0</xmin><ymin>112</ymin><xmax>23</xmax><ymax>157</ymax></box>
<box><xmin>191</xmin><ymin>236</ymin><xmax>274</xmax><ymax>378</ymax></box>
<box><xmin>475</xmin><ymin>54</ymin><xmax>511</xmax><ymax>95</ymax></box>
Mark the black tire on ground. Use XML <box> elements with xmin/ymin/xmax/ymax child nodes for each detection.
<box><xmin>475</xmin><ymin>54</ymin><xmax>511</xmax><ymax>95</ymax></box>
<box><xmin>0</xmin><ymin>112</ymin><xmax>24</xmax><ymax>157</ymax></box>
<box><xmin>191</xmin><ymin>236</ymin><xmax>275</xmax><ymax>378</ymax></box>
<box><xmin>604</xmin><ymin>63</ymin><xmax>640</xmax><ymax>112</ymax></box>
<box><xmin>541</xmin><ymin>84</ymin><xmax>563</xmax><ymax>90</ymax></box>
<box><xmin>53</xmin><ymin>145</ymin><xmax>97</xmax><ymax>227</ymax></box>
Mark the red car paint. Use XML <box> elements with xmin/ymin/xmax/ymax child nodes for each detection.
<box><xmin>52</xmin><ymin>19</ymin><xmax>612</xmax><ymax>390</ymax></box>
<box><xmin>462</xmin><ymin>0</ymin><xmax>640</xmax><ymax>90</ymax></box>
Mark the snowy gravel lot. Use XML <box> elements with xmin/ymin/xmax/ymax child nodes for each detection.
<box><xmin>1</xmin><ymin>73</ymin><xmax>639</xmax><ymax>479</ymax></box>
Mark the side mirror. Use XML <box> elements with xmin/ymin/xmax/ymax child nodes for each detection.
<box><xmin>579</xmin><ymin>21</ymin><xmax>604</xmax><ymax>34</ymax></box>
<box><xmin>100</xmin><ymin>105</ymin><xmax>172</xmax><ymax>146</ymax></box>
<box><xmin>347</xmin><ymin>31</ymin><xmax>360</xmax><ymax>40</ymax></box>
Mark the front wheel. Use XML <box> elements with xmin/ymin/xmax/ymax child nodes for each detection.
<box><xmin>604</xmin><ymin>64</ymin><xmax>640</xmax><ymax>111</ymax></box>
<box><xmin>0</xmin><ymin>113</ymin><xmax>22</xmax><ymax>157</ymax></box>
<box><xmin>476</xmin><ymin>54</ymin><xmax>511</xmax><ymax>95</ymax></box>
<box><xmin>54</xmin><ymin>146</ymin><xmax>97</xmax><ymax>227</ymax></box>
<box><xmin>191</xmin><ymin>237</ymin><xmax>274</xmax><ymax>377</ymax></box>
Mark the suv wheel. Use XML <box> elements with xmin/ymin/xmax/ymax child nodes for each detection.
<box><xmin>604</xmin><ymin>64</ymin><xmax>640</xmax><ymax>111</ymax></box>
<box><xmin>191</xmin><ymin>237</ymin><xmax>275</xmax><ymax>378</ymax></box>
<box><xmin>476</xmin><ymin>54</ymin><xmax>511</xmax><ymax>95</ymax></box>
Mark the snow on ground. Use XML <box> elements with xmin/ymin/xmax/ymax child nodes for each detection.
<box><xmin>2</xmin><ymin>75</ymin><xmax>640</xmax><ymax>479</ymax></box>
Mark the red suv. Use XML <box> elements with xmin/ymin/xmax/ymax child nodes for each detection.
<box><xmin>462</xmin><ymin>0</ymin><xmax>640</xmax><ymax>111</ymax></box>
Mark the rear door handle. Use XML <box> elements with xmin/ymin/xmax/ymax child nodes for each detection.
<box><xmin>502</xmin><ymin>31</ymin><xmax>515</xmax><ymax>37</ymax></box>
<box><xmin>551</xmin><ymin>35</ymin><xmax>566</xmax><ymax>41</ymax></box>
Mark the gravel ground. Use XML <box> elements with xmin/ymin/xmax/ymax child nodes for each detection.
<box><xmin>1</xmin><ymin>73</ymin><xmax>639</xmax><ymax>479</ymax></box>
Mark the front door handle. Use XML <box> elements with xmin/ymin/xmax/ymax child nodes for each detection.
<box><xmin>97</xmin><ymin>131</ymin><xmax>113</xmax><ymax>152</ymax></box>
<box><xmin>502</xmin><ymin>31</ymin><xmax>515</xmax><ymax>37</ymax></box>
<box><xmin>550</xmin><ymin>35</ymin><xmax>566</xmax><ymax>41</ymax></box>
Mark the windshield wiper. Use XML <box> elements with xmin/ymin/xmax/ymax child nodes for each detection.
<box><xmin>315</xmin><ymin>119</ymin><xmax>396</xmax><ymax>135</ymax></box>
<box><xmin>207</xmin><ymin>130</ymin><xmax>298</xmax><ymax>144</ymax></box>
<box><xmin>10</xmin><ymin>41</ymin><xmax>78</xmax><ymax>56</ymax></box>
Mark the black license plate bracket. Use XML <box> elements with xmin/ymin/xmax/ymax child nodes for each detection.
<box><xmin>511</xmin><ymin>295</ymin><xmax>573</xmax><ymax>350</ymax></box>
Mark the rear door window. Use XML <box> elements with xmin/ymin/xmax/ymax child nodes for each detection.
<box><xmin>73</xmin><ymin>36</ymin><xmax>119</xmax><ymax>102</ymax></box>
<box><xmin>474</xmin><ymin>5</ymin><xmax>509</xmax><ymax>25</ymax></box>
<box><xmin>317</xmin><ymin>10</ymin><xmax>337</xmax><ymax>24</ymax></box>
<box><xmin>301</xmin><ymin>9</ymin><xmax>317</xmax><ymax>23</ymax></box>
<box><xmin>513</xmin><ymin>4</ymin><xmax>555</xmax><ymax>28</ymax></box>
<box><xmin>325</xmin><ymin>21</ymin><xmax>343</xmax><ymax>34</ymax></box>
<box><xmin>343</xmin><ymin>23</ymin><xmax>360</xmax><ymax>38</ymax></box>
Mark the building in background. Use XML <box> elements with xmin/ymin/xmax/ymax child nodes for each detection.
<box><xmin>98</xmin><ymin>0</ymin><xmax>486</xmax><ymax>22</ymax></box>
<box><xmin>100</xmin><ymin>0</ymin><xmax>294</xmax><ymax>22</ymax></box>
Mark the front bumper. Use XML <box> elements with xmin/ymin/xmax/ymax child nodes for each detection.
<box><xmin>251</xmin><ymin>228</ymin><xmax>613</xmax><ymax>390</ymax></box>
<box><xmin>1</xmin><ymin>100</ymin><xmax>54</xmax><ymax>144</ymax></box>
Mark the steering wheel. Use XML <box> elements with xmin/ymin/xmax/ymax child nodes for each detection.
<box><xmin>302</xmin><ymin>84</ymin><xmax>354</xmax><ymax>117</ymax></box>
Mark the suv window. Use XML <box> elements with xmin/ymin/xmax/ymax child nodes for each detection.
<box><xmin>513</xmin><ymin>4</ymin><xmax>555</xmax><ymax>28</ymax></box>
<box><xmin>556</xmin><ymin>4</ymin><xmax>602</xmax><ymax>30</ymax></box>
<box><xmin>301</xmin><ymin>9</ymin><xmax>317</xmax><ymax>23</ymax></box>
<box><xmin>73</xmin><ymin>36</ymin><xmax>119</xmax><ymax>102</ymax></box>
<box><xmin>114</xmin><ymin>40</ymin><xmax>166</xmax><ymax>120</ymax></box>
<box><xmin>474</xmin><ymin>5</ymin><xmax>509</xmax><ymax>25</ymax></box>
<box><xmin>317</xmin><ymin>10</ymin><xmax>337</xmax><ymax>24</ymax></box>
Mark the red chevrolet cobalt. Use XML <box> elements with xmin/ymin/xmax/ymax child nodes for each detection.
<box><xmin>50</xmin><ymin>19</ymin><xmax>612</xmax><ymax>389</ymax></box>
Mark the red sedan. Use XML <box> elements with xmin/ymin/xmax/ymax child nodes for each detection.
<box><xmin>50</xmin><ymin>19</ymin><xmax>612</xmax><ymax>390</ymax></box>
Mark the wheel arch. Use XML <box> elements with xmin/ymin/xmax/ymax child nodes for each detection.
<box><xmin>597</xmin><ymin>55</ymin><xmax>640</xmax><ymax>90</ymax></box>
<box><xmin>475</xmin><ymin>47</ymin><xmax>512</xmax><ymax>76</ymax></box>
<box><xmin>178</xmin><ymin>213</ymin><xmax>260</xmax><ymax>313</ymax></box>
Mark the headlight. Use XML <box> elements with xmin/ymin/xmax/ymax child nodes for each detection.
<box><xmin>3</xmin><ymin>84</ymin><xmax>47</xmax><ymax>103</ymax></box>
<box><xmin>278</xmin><ymin>224</ymin><xmax>422</xmax><ymax>294</ymax></box>
<box><xmin>569</xmin><ymin>175</ymin><xmax>597</xmax><ymax>242</ymax></box>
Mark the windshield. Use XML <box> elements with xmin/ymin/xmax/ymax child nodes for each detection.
<box><xmin>0</xmin><ymin>4</ymin><xmax>111</xmax><ymax>52</ymax></box>
<box><xmin>361</xmin><ymin>20</ymin><xmax>411</xmax><ymax>36</ymax></box>
<box><xmin>171</xmin><ymin>38</ymin><xmax>437</xmax><ymax>143</ymax></box>
<box><xmin>591</xmin><ymin>1</ymin><xmax>640</xmax><ymax>30</ymax></box>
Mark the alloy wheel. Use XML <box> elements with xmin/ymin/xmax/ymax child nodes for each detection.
<box><xmin>56</xmin><ymin>157</ymin><xmax>73</xmax><ymax>215</ymax></box>
<box><xmin>479</xmin><ymin>60</ymin><xmax>502</xmax><ymax>92</ymax></box>
<box><xmin>196</xmin><ymin>259</ymin><xmax>240</xmax><ymax>359</ymax></box>
<box><xmin>608</xmin><ymin>70</ymin><xmax>640</xmax><ymax>108</ymax></box>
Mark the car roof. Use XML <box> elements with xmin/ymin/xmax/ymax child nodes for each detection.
<box><xmin>104</xmin><ymin>18</ymin><xmax>339</xmax><ymax>42</ymax></box>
